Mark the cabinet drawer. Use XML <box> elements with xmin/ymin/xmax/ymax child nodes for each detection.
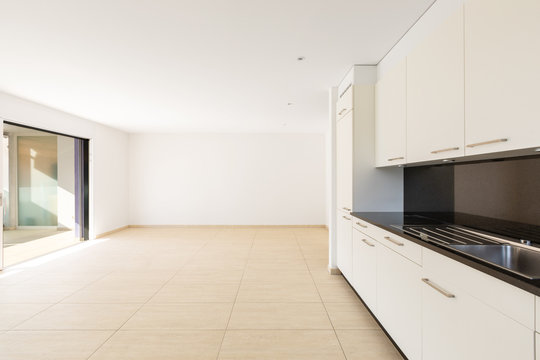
<box><xmin>353</xmin><ymin>218</ymin><xmax>421</xmax><ymax>265</ymax></box>
<box><xmin>424</xmin><ymin>248</ymin><xmax>535</xmax><ymax>330</ymax></box>
<box><xmin>336</xmin><ymin>84</ymin><xmax>353</xmax><ymax>119</ymax></box>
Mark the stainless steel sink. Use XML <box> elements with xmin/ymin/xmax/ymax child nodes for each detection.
<box><xmin>448</xmin><ymin>244</ymin><xmax>540</xmax><ymax>280</ymax></box>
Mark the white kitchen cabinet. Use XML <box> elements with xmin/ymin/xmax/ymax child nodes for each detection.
<box><xmin>464</xmin><ymin>0</ymin><xmax>540</xmax><ymax>156</ymax></box>
<box><xmin>406</xmin><ymin>6</ymin><xmax>464</xmax><ymax>163</ymax></box>
<box><xmin>337</xmin><ymin>210</ymin><xmax>353</xmax><ymax>280</ymax></box>
<box><xmin>377</xmin><ymin>242</ymin><xmax>422</xmax><ymax>360</ymax></box>
<box><xmin>375</xmin><ymin>59</ymin><xmax>407</xmax><ymax>167</ymax></box>
<box><xmin>336</xmin><ymin>85</ymin><xmax>353</xmax><ymax>120</ymax></box>
<box><xmin>352</xmin><ymin>228</ymin><xmax>377</xmax><ymax>311</ymax></box>
<box><xmin>422</xmin><ymin>249</ymin><xmax>534</xmax><ymax>360</ymax></box>
<box><xmin>336</xmin><ymin>111</ymin><xmax>353</xmax><ymax>213</ymax></box>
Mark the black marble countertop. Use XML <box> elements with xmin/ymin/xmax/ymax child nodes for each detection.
<box><xmin>350</xmin><ymin>211</ymin><xmax>540</xmax><ymax>297</ymax></box>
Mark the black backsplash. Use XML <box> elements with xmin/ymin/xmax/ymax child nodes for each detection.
<box><xmin>404</xmin><ymin>156</ymin><xmax>540</xmax><ymax>241</ymax></box>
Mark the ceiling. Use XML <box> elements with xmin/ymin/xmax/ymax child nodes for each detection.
<box><xmin>0</xmin><ymin>0</ymin><xmax>434</xmax><ymax>133</ymax></box>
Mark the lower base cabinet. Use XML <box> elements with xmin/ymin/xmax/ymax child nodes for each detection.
<box><xmin>422</xmin><ymin>250</ymin><xmax>534</xmax><ymax>360</ymax></box>
<box><xmin>346</xmin><ymin>218</ymin><xmax>537</xmax><ymax>360</ymax></box>
<box><xmin>352</xmin><ymin>229</ymin><xmax>377</xmax><ymax>311</ymax></box>
<box><xmin>376</xmin><ymin>243</ymin><xmax>422</xmax><ymax>360</ymax></box>
<box><xmin>337</xmin><ymin>211</ymin><xmax>353</xmax><ymax>279</ymax></box>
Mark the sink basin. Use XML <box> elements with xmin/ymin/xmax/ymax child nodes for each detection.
<box><xmin>448</xmin><ymin>244</ymin><xmax>540</xmax><ymax>280</ymax></box>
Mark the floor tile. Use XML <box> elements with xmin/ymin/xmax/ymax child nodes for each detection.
<box><xmin>228</xmin><ymin>302</ymin><xmax>332</xmax><ymax>329</ymax></box>
<box><xmin>62</xmin><ymin>283</ymin><xmax>161</xmax><ymax>304</ymax></box>
<box><xmin>0</xmin><ymin>304</ymin><xmax>51</xmax><ymax>330</ymax></box>
<box><xmin>150</xmin><ymin>283</ymin><xmax>239</xmax><ymax>303</ymax></box>
<box><xmin>89</xmin><ymin>330</ymin><xmax>224</xmax><ymax>360</ymax></box>
<box><xmin>218</xmin><ymin>330</ymin><xmax>345</xmax><ymax>360</ymax></box>
<box><xmin>0</xmin><ymin>330</ymin><xmax>113</xmax><ymax>360</ymax></box>
<box><xmin>325</xmin><ymin>302</ymin><xmax>379</xmax><ymax>329</ymax></box>
<box><xmin>316</xmin><ymin>283</ymin><xmax>361</xmax><ymax>303</ymax></box>
<box><xmin>336</xmin><ymin>329</ymin><xmax>403</xmax><ymax>360</ymax></box>
<box><xmin>16</xmin><ymin>303</ymin><xmax>141</xmax><ymax>330</ymax></box>
<box><xmin>236</xmin><ymin>282</ymin><xmax>321</xmax><ymax>303</ymax></box>
<box><xmin>122</xmin><ymin>303</ymin><xmax>233</xmax><ymax>329</ymax></box>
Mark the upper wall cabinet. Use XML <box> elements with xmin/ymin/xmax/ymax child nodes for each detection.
<box><xmin>464</xmin><ymin>0</ymin><xmax>540</xmax><ymax>156</ymax></box>
<box><xmin>376</xmin><ymin>59</ymin><xmax>407</xmax><ymax>167</ymax></box>
<box><xmin>406</xmin><ymin>6</ymin><xmax>465</xmax><ymax>164</ymax></box>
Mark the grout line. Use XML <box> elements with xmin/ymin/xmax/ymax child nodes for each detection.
<box><xmin>7</xmin><ymin>270</ymin><xmax>115</xmax><ymax>331</ymax></box>
<box><xmin>215</xmin><ymin>229</ymin><xmax>257</xmax><ymax>360</ymax></box>
<box><xmin>292</xmin><ymin>230</ymin><xmax>349</xmax><ymax>360</ymax></box>
<box><xmin>85</xmin><ymin>228</ymin><xmax>223</xmax><ymax>360</ymax></box>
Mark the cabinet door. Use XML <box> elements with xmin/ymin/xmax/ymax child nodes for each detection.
<box><xmin>423</xmin><ymin>249</ymin><xmax>534</xmax><ymax>360</ymax></box>
<box><xmin>376</xmin><ymin>244</ymin><xmax>422</xmax><ymax>360</ymax></box>
<box><xmin>336</xmin><ymin>111</ymin><xmax>353</xmax><ymax>212</ymax></box>
<box><xmin>465</xmin><ymin>0</ymin><xmax>540</xmax><ymax>155</ymax></box>
<box><xmin>421</xmin><ymin>271</ymin><xmax>468</xmax><ymax>360</ymax></box>
<box><xmin>406</xmin><ymin>7</ymin><xmax>464</xmax><ymax>163</ymax></box>
<box><xmin>337</xmin><ymin>211</ymin><xmax>353</xmax><ymax>280</ymax></box>
<box><xmin>375</xmin><ymin>59</ymin><xmax>407</xmax><ymax>167</ymax></box>
<box><xmin>352</xmin><ymin>229</ymin><xmax>377</xmax><ymax>312</ymax></box>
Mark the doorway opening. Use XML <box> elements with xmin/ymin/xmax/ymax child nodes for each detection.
<box><xmin>2</xmin><ymin>122</ymin><xmax>89</xmax><ymax>267</ymax></box>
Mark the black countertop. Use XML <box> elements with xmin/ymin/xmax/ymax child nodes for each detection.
<box><xmin>350</xmin><ymin>211</ymin><xmax>540</xmax><ymax>297</ymax></box>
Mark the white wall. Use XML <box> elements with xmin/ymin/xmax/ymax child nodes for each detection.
<box><xmin>0</xmin><ymin>92</ymin><xmax>129</xmax><ymax>237</ymax></box>
<box><xmin>128</xmin><ymin>133</ymin><xmax>326</xmax><ymax>225</ymax></box>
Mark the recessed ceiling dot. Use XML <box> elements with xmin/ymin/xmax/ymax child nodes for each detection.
<box><xmin>297</xmin><ymin>56</ymin><xmax>305</xmax><ymax>61</ymax></box>
<box><xmin>287</xmin><ymin>102</ymin><xmax>294</xmax><ymax>106</ymax></box>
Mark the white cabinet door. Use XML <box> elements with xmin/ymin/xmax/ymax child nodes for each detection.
<box><xmin>337</xmin><ymin>211</ymin><xmax>353</xmax><ymax>280</ymax></box>
<box><xmin>464</xmin><ymin>0</ymin><xmax>540</xmax><ymax>155</ymax></box>
<box><xmin>406</xmin><ymin>6</ymin><xmax>464</xmax><ymax>163</ymax></box>
<box><xmin>336</xmin><ymin>85</ymin><xmax>353</xmax><ymax>120</ymax></box>
<box><xmin>375</xmin><ymin>59</ymin><xmax>407</xmax><ymax>167</ymax></box>
<box><xmin>421</xmin><ymin>275</ymin><xmax>467</xmax><ymax>360</ymax></box>
<box><xmin>377</xmin><ymin>244</ymin><xmax>422</xmax><ymax>360</ymax></box>
<box><xmin>352</xmin><ymin>229</ymin><xmax>377</xmax><ymax>312</ymax></box>
<box><xmin>336</xmin><ymin>111</ymin><xmax>353</xmax><ymax>212</ymax></box>
<box><xmin>422</xmin><ymin>249</ymin><xmax>534</xmax><ymax>360</ymax></box>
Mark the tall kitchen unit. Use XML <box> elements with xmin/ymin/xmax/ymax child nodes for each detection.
<box><xmin>334</xmin><ymin>65</ymin><xmax>403</xmax><ymax>282</ymax></box>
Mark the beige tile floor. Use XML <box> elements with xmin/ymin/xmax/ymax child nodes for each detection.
<box><xmin>0</xmin><ymin>227</ymin><xmax>403</xmax><ymax>360</ymax></box>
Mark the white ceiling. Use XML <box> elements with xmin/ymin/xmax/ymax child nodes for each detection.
<box><xmin>0</xmin><ymin>0</ymin><xmax>434</xmax><ymax>133</ymax></box>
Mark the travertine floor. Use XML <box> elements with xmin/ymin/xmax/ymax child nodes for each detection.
<box><xmin>0</xmin><ymin>227</ymin><xmax>403</xmax><ymax>360</ymax></box>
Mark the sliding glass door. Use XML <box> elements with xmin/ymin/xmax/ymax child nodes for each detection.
<box><xmin>0</xmin><ymin>121</ymin><xmax>89</xmax><ymax>268</ymax></box>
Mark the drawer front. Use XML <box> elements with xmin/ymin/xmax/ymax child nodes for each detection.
<box><xmin>353</xmin><ymin>218</ymin><xmax>422</xmax><ymax>265</ymax></box>
<box><xmin>336</xmin><ymin>85</ymin><xmax>353</xmax><ymax>119</ymax></box>
<box><xmin>424</xmin><ymin>248</ymin><xmax>535</xmax><ymax>330</ymax></box>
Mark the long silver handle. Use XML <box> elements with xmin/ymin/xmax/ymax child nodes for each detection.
<box><xmin>466</xmin><ymin>138</ymin><xmax>508</xmax><ymax>148</ymax></box>
<box><xmin>356</xmin><ymin>221</ymin><xmax>367</xmax><ymax>228</ymax></box>
<box><xmin>431</xmin><ymin>146</ymin><xmax>459</xmax><ymax>154</ymax></box>
<box><xmin>338</xmin><ymin>108</ymin><xmax>348</xmax><ymax>115</ymax></box>
<box><xmin>362</xmin><ymin>239</ymin><xmax>375</xmax><ymax>247</ymax></box>
<box><xmin>342</xmin><ymin>207</ymin><xmax>351</xmax><ymax>211</ymax></box>
<box><xmin>422</xmin><ymin>278</ymin><xmax>455</xmax><ymax>298</ymax></box>
<box><xmin>343</xmin><ymin>216</ymin><xmax>351</xmax><ymax>220</ymax></box>
<box><xmin>384</xmin><ymin>236</ymin><xmax>404</xmax><ymax>246</ymax></box>
<box><xmin>387</xmin><ymin>156</ymin><xmax>404</xmax><ymax>161</ymax></box>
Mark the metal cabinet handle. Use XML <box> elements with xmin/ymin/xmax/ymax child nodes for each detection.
<box><xmin>466</xmin><ymin>138</ymin><xmax>508</xmax><ymax>148</ymax></box>
<box><xmin>342</xmin><ymin>207</ymin><xmax>351</xmax><ymax>212</ymax></box>
<box><xmin>431</xmin><ymin>147</ymin><xmax>459</xmax><ymax>154</ymax></box>
<box><xmin>422</xmin><ymin>278</ymin><xmax>455</xmax><ymax>298</ymax></box>
<box><xmin>362</xmin><ymin>239</ymin><xmax>375</xmax><ymax>247</ymax></box>
<box><xmin>356</xmin><ymin>222</ymin><xmax>367</xmax><ymax>228</ymax></box>
<box><xmin>384</xmin><ymin>236</ymin><xmax>404</xmax><ymax>246</ymax></box>
<box><xmin>338</xmin><ymin>108</ymin><xmax>348</xmax><ymax>115</ymax></box>
<box><xmin>343</xmin><ymin>216</ymin><xmax>351</xmax><ymax>220</ymax></box>
<box><xmin>387</xmin><ymin>157</ymin><xmax>404</xmax><ymax>161</ymax></box>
